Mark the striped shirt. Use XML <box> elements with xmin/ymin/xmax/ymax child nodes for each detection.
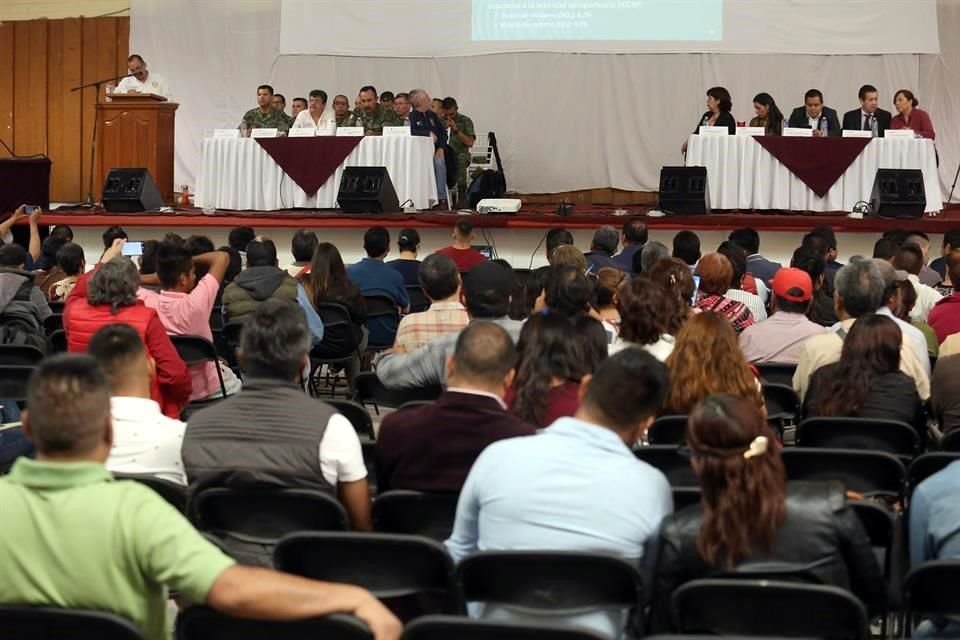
<box><xmin>393</xmin><ymin>300</ymin><xmax>469</xmax><ymax>353</ymax></box>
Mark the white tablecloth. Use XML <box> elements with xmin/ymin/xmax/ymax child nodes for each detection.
<box><xmin>684</xmin><ymin>136</ymin><xmax>941</xmax><ymax>213</ymax></box>
<box><xmin>195</xmin><ymin>136</ymin><xmax>439</xmax><ymax>211</ymax></box>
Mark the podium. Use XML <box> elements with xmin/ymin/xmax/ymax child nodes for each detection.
<box><xmin>96</xmin><ymin>94</ymin><xmax>178</xmax><ymax>204</ymax></box>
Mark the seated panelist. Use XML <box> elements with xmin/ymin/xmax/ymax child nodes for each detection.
<box><xmin>786</xmin><ymin>89</ymin><xmax>841</xmax><ymax>137</ymax></box>
<box><xmin>292</xmin><ymin>89</ymin><xmax>336</xmax><ymax>132</ymax></box>
<box><xmin>891</xmin><ymin>89</ymin><xmax>936</xmax><ymax>140</ymax></box>
<box><xmin>681</xmin><ymin>86</ymin><xmax>736</xmax><ymax>153</ymax></box>
<box><xmin>841</xmin><ymin>84</ymin><xmax>892</xmax><ymax>137</ymax></box>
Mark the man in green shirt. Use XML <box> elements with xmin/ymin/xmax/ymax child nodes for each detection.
<box><xmin>351</xmin><ymin>85</ymin><xmax>401</xmax><ymax>135</ymax></box>
<box><xmin>0</xmin><ymin>353</ymin><xmax>401</xmax><ymax>640</ymax></box>
<box><xmin>271</xmin><ymin>92</ymin><xmax>296</xmax><ymax>130</ymax></box>
<box><xmin>333</xmin><ymin>94</ymin><xmax>352</xmax><ymax>126</ymax></box>
<box><xmin>441</xmin><ymin>97</ymin><xmax>477</xmax><ymax>204</ymax></box>
<box><xmin>240</xmin><ymin>84</ymin><xmax>291</xmax><ymax>134</ymax></box>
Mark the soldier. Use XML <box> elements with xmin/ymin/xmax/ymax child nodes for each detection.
<box><xmin>442</xmin><ymin>97</ymin><xmax>477</xmax><ymax>204</ymax></box>
<box><xmin>351</xmin><ymin>85</ymin><xmax>401</xmax><ymax>135</ymax></box>
<box><xmin>394</xmin><ymin>92</ymin><xmax>412</xmax><ymax>125</ymax></box>
<box><xmin>240</xmin><ymin>85</ymin><xmax>290</xmax><ymax>134</ymax></box>
<box><xmin>271</xmin><ymin>93</ymin><xmax>295</xmax><ymax>130</ymax></box>
<box><xmin>291</xmin><ymin>97</ymin><xmax>307</xmax><ymax>118</ymax></box>
<box><xmin>380</xmin><ymin>91</ymin><xmax>395</xmax><ymax>111</ymax></box>
<box><xmin>333</xmin><ymin>94</ymin><xmax>352</xmax><ymax>126</ymax></box>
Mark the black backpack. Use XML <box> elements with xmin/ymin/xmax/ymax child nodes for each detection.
<box><xmin>466</xmin><ymin>131</ymin><xmax>507</xmax><ymax>209</ymax></box>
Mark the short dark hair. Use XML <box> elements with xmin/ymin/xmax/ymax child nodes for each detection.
<box><xmin>291</xmin><ymin>229</ymin><xmax>319</xmax><ymax>262</ymax></box>
<box><xmin>858</xmin><ymin>84</ymin><xmax>878</xmax><ymax>100</ymax></box>
<box><xmin>418</xmin><ymin>254</ymin><xmax>459</xmax><ymax>301</ymax></box>
<box><xmin>380</xmin><ymin>91</ymin><xmax>395</xmax><ymax>102</ymax></box>
<box><xmin>0</xmin><ymin>243</ymin><xmax>27</xmax><ymax>267</ymax></box>
<box><xmin>882</xmin><ymin>228</ymin><xmax>909</xmax><ymax>246</ymax></box>
<box><xmin>801</xmin><ymin>232</ymin><xmax>829</xmax><ymax>258</ymax></box>
<box><xmin>809</xmin><ymin>224</ymin><xmax>837</xmax><ymax>250</ymax></box>
<box><xmin>717</xmin><ymin>241</ymin><xmax>747</xmax><ymax>290</ymax></box>
<box><xmin>397</xmin><ymin>228</ymin><xmax>420</xmax><ymax>252</ymax></box>
<box><xmin>895</xmin><ymin>243</ymin><xmax>925</xmax><ymax>276</ymax></box>
<box><xmin>102</xmin><ymin>225</ymin><xmax>127</xmax><ymax>249</ymax></box>
<box><xmin>728</xmin><ymin>228</ymin><xmax>760</xmax><ymax>255</ymax></box>
<box><xmin>706</xmin><ymin>86</ymin><xmax>732</xmax><ymax>112</ymax></box>
<box><xmin>245</xmin><ymin>238</ymin><xmax>278</xmax><ymax>267</ymax></box>
<box><xmin>156</xmin><ymin>242</ymin><xmax>194</xmax><ymax>289</ymax></box>
<box><xmin>257</xmin><ymin>84</ymin><xmax>274</xmax><ymax>95</ymax></box>
<box><xmin>359</xmin><ymin>85</ymin><xmax>377</xmax><ymax>98</ymax></box>
<box><xmin>308</xmin><ymin>89</ymin><xmax>327</xmax><ymax>102</ymax></box>
<box><xmin>186</xmin><ymin>234</ymin><xmax>215</xmax><ymax>256</ymax></box>
<box><xmin>581</xmin><ymin>349</ymin><xmax>669</xmax><ymax>433</ymax></box>
<box><xmin>672</xmin><ymin>230</ymin><xmax>701</xmax><ymax>266</ymax></box>
<box><xmin>292</xmin><ymin>97</ymin><xmax>307</xmax><ymax>108</ymax></box>
<box><xmin>873</xmin><ymin>238</ymin><xmax>899</xmax><ymax>261</ymax></box>
<box><xmin>26</xmin><ymin>354</ymin><xmax>110</xmax><ymax>455</ymax></box>
<box><xmin>774</xmin><ymin>293</ymin><xmax>809</xmax><ymax>315</ymax></box>
<box><xmin>50</xmin><ymin>225</ymin><xmax>74</xmax><ymax>242</ymax></box>
<box><xmin>455</xmin><ymin>219</ymin><xmax>474</xmax><ymax>238</ymax></box>
<box><xmin>228</xmin><ymin>226</ymin><xmax>256</xmax><ymax>252</ymax></box>
<box><xmin>441</xmin><ymin>97</ymin><xmax>458</xmax><ymax>110</ymax></box>
<box><xmin>274</xmin><ymin>93</ymin><xmax>286</xmax><ymax>104</ymax></box>
<box><xmin>56</xmin><ymin>242</ymin><xmax>85</xmax><ymax>276</ymax></box>
<box><xmin>240</xmin><ymin>298</ymin><xmax>310</xmax><ymax>381</ymax></box>
<box><xmin>791</xmin><ymin>246</ymin><xmax>825</xmax><ymax>284</ymax></box>
<box><xmin>894</xmin><ymin>89</ymin><xmax>918</xmax><ymax>108</ymax></box>
<box><xmin>395</xmin><ymin>92</ymin><xmax>410</xmax><ymax>102</ymax></box>
<box><xmin>943</xmin><ymin>229</ymin><xmax>960</xmax><ymax>251</ymax></box>
<box><xmin>363</xmin><ymin>226</ymin><xmax>390</xmax><ymax>258</ymax></box>
<box><xmin>804</xmin><ymin>88</ymin><xmax>824</xmax><ymax>102</ymax></box>
<box><xmin>546</xmin><ymin>228</ymin><xmax>574</xmax><ymax>258</ymax></box>
<box><xmin>88</xmin><ymin>324</ymin><xmax>146</xmax><ymax>391</ymax></box>
<box><xmin>451</xmin><ymin>322</ymin><xmax>515</xmax><ymax>386</ymax></box>
<box><xmin>139</xmin><ymin>240</ymin><xmax>160</xmax><ymax>275</ymax></box>
<box><xmin>545</xmin><ymin>265</ymin><xmax>592</xmax><ymax>318</ymax></box>
<box><xmin>219</xmin><ymin>246</ymin><xmax>243</xmax><ymax>283</ymax></box>
<box><xmin>622</xmin><ymin>216</ymin><xmax>648</xmax><ymax>245</ymax></box>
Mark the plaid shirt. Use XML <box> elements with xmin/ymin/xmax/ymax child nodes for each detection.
<box><xmin>393</xmin><ymin>301</ymin><xmax>469</xmax><ymax>353</ymax></box>
<box><xmin>696</xmin><ymin>294</ymin><xmax>756</xmax><ymax>334</ymax></box>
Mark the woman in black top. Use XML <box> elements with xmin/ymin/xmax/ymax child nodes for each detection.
<box><xmin>682</xmin><ymin>86</ymin><xmax>736</xmax><ymax>153</ymax></box>
<box><xmin>647</xmin><ymin>394</ymin><xmax>886</xmax><ymax>632</ymax></box>
<box><xmin>803</xmin><ymin>313</ymin><xmax>924</xmax><ymax>433</ymax></box>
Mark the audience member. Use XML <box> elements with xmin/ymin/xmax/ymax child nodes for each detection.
<box><xmin>927</xmin><ymin>249</ymin><xmax>960</xmax><ymax>344</ymax></box>
<box><xmin>693</xmin><ymin>253</ymin><xmax>756</xmax><ymax>333</ymax></box>
<box><xmin>386</xmin><ymin>228</ymin><xmax>422</xmax><ymax>286</ymax></box>
<box><xmin>873</xmin><ymin>258</ymin><xmax>932</xmax><ymax>379</ymax></box>
<box><xmin>929</xmin><ymin>229</ymin><xmax>960</xmax><ymax>280</ymax></box>
<box><xmin>648</xmin><ymin>394</ymin><xmax>885</xmax><ymax>632</ymax></box>
<box><xmin>33</xmin><ymin>236</ymin><xmax>67</xmax><ymax>292</ymax></box>
<box><xmin>672</xmin><ymin>230</ymin><xmax>701</xmax><ymax>268</ymax></box>
<box><xmin>139</xmin><ymin>240</ymin><xmax>160</xmax><ymax>276</ymax></box>
<box><xmin>717</xmin><ymin>241</ymin><xmax>767</xmax><ymax>322</ymax></box>
<box><xmin>434</xmin><ymin>219</ymin><xmax>488</xmax><ymax>272</ymax></box>
<box><xmin>661</xmin><ymin>312</ymin><xmax>763</xmax><ymax>416</ymax></box>
<box><xmin>610</xmin><ymin>277</ymin><xmax>676</xmax><ymax>361</ymax></box>
<box><xmin>592</xmin><ymin>267</ymin><xmax>625</xmax><ymax>337</ymax></box>
<box><xmin>445</xmin><ymin>349</ymin><xmax>672</xmax><ymax>637</ymax></box>
<box><xmin>585</xmin><ymin>226</ymin><xmax>620</xmax><ymax>272</ymax></box>
<box><xmin>285</xmin><ymin>229</ymin><xmax>319</xmax><ymax>277</ymax></box>
<box><xmin>894</xmin><ymin>243</ymin><xmax>942</xmax><ymax>321</ymax></box>
<box><xmin>612</xmin><ymin>216</ymin><xmax>648</xmax><ymax>274</ymax></box>
<box><xmin>804</xmin><ymin>314</ymin><xmax>924</xmax><ymax>432</ymax></box>
<box><xmin>809</xmin><ymin>225</ymin><xmax>842</xmax><ymax>287</ymax></box>
<box><xmin>905</xmin><ymin>231</ymin><xmax>942</xmax><ymax>287</ymax></box>
<box><xmin>513</xmin><ymin>265</ymin><xmax>551</xmax><ymax>320</ymax></box>
<box><xmin>574</xmin><ymin>314</ymin><xmax>610</xmax><ymax>373</ymax></box>
<box><xmin>393</xmin><ymin>254</ymin><xmax>468</xmax><ymax>352</ymax></box>
<box><xmin>377</xmin><ymin>323</ymin><xmax>534</xmax><ymax>492</ymax></box>
<box><xmin>0</xmin><ymin>244</ymin><xmax>52</xmax><ymax>349</ymax></box>
<box><xmin>186</xmin><ymin>234</ymin><xmax>215</xmax><ymax>259</ymax></box>
<box><xmin>873</xmin><ymin>237</ymin><xmax>899</xmax><ymax>263</ymax></box>
<box><xmin>183</xmin><ymin>299</ymin><xmax>372</xmax><ymax>555</ymax></box>
<box><xmin>227</xmin><ymin>226</ymin><xmax>256</xmax><ymax>260</ymax></box>
<box><xmin>738</xmin><ymin>268</ymin><xmax>827</xmax><ymax>364</ymax></box>
<box><xmin>791</xmin><ymin>245</ymin><xmax>837</xmax><ymax>326</ymax></box>
<box><xmin>65</xmin><ymin>255</ymin><xmax>191</xmax><ymax>418</ymax></box>
<box><xmin>222</xmin><ymin>238</ymin><xmax>299</xmax><ymax>323</ymax></box>
<box><xmin>896</xmin><ymin>279</ymin><xmax>938</xmax><ymax>357</ymax></box>
<box><xmin>347</xmin><ymin>227</ymin><xmax>409</xmax><ymax>347</ymax></box>
<box><xmin>88</xmin><ymin>325</ymin><xmax>186</xmax><ymax>485</ymax></box>
<box><xmin>143</xmin><ymin>243</ymin><xmax>242</xmax><ymax>402</ymax></box>
<box><xmin>550</xmin><ymin>245</ymin><xmax>588</xmax><ymax>272</ymax></box>
<box><xmin>793</xmin><ymin>258</ymin><xmax>929</xmax><ymax>401</ymax></box>
<box><xmin>0</xmin><ymin>354</ymin><xmax>401</xmax><ymax>640</ymax></box>
<box><xmin>931</xmin><ymin>356</ymin><xmax>960</xmax><ymax>435</ymax></box>
<box><xmin>638</xmin><ymin>241</ymin><xmax>670</xmax><ymax>275</ymax></box>
<box><xmin>730</xmin><ymin>227</ymin><xmax>781</xmax><ymax>286</ymax></box>
<box><xmin>543</xmin><ymin>264</ymin><xmax>592</xmax><ymax>318</ymax></box>
<box><xmin>46</xmin><ymin>242</ymin><xmax>85</xmax><ymax>302</ymax></box>
<box><xmin>648</xmin><ymin>257</ymin><xmax>697</xmax><ymax>322</ymax></box>
<box><xmin>375</xmin><ymin>261</ymin><xmax>522</xmax><ymax>389</ymax></box>
<box><xmin>545</xmin><ymin>228</ymin><xmax>574</xmax><ymax>264</ymax></box>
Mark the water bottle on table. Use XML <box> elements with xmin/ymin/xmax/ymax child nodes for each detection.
<box><xmin>819</xmin><ymin>117</ymin><xmax>828</xmax><ymax>136</ymax></box>
<box><xmin>870</xmin><ymin>116</ymin><xmax>878</xmax><ymax>138</ymax></box>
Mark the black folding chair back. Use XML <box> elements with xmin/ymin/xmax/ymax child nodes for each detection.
<box><xmin>633</xmin><ymin>446</ymin><xmax>697</xmax><ymax>487</ymax></box>
<box><xmin>219</xmin><ymin>320</ymin><xmax>246</xmax><ymax>370</ymax></box>
<box><xmin>42</xmin><ymin>313</ymin><xmax>63</xmax><ymax>336</ymax></box>
<box><xmin>755</xmin><ymin>362</ymin><xmax>799</xmax><ymax>387</ymax></box>
<box><xmin>648</xmin><ymin>415</ymin><xmax>687</xmax><ymax>445</ymax></box>
<box><xmin>903</xmin><ymin>560</ymin><xmax>960</xmax><ymax>618</ymax></box>
<box><xmin>401</xmin><ymin>615</ymin><xmax>610</xmax><ymax>640</ymax></box>
<box><xmin>312</xmin><ymin>302</ymin><xmax>363</xmax><ymax>362</ymax></box>
<box><xmin>671</xmin><ymin>578</ymin><xmax>869</xmax><ymax>640</ymax></box>
<box><xmin>170</xmin><ymin>335</ymin><xmax>227</xmax><ymax>396</ymax></box>
<box><xmin>372</xmin><ymin>490</ymin><xmax>459</xmax><ymax>541</ymax></box>
<box><xmin>0</xmin><ymin>605</ymin><xmax>144</xmax><ymax>640</ymax></box>
<box><xmin>48</xmin><ymin>329</ymin><xmax>67</xmax><ymax>353</ymax></box>
<box><xmin>406</xmin><ymin>286</ymin><xmax>431</xmax><ymax>313</ymax></box>
<box><xmin>114</xmin><ymin>472</ymin><xmax>187</xmax><ymax>512</ymax></box>
<box><xmin>175</xmin><ymin>606</ymin><xmax>372</xmax><ymax>640</ymax></box>
<box><xmin>0</xmin><ymin>344</ymin><xmax>45</xmax><ymax>366</ymax></box>
<box><xmin>354</xmin><ymin>372</ymin><xmax>443</xmax><ymax>409</ymax></box>
<box><xmin>329</xmin><ymin>399</ymin><xmax>376</xmax><ymax>440</ymax></box>
<box><xmin>363</xmin><ymin>293</ymin><xmax>402</xmax><ymax>351</ymax></box>
<box><xmin>47</xmin><ymin>301</ymin><xmax>65</xmax><ymax>314</ymax></box>
<box><xmin>796</xmin><ymin>417</ymin><xmax>920</xmax><ymax>457</ymax></box>
<box><xmin>850</xmin><ymin>501</ymin><xmax>897</xmax><ymax>576</ymax></box>
<box><xmin>780</xmin><ymin>448</ymin><xmax>906</xmax><ymax>498</ymax></box>
<box><xmin>762</xmin><ymin>383</ymin><xmax>801</xmax><ymax>425</ymax></box>
<box><xmin>0</xmin><ymin>365</ymin><xmax>35</xmax><ymax>401</ymax></box>
<box><xmin>907</xmin><ymin>452</ymin><xmax>960</xmax><ymax>498</ymax></box>
<box><xmin>940</xmin><ymin>429</ymin><xmax>960</xmax><ymax>452</ymax></box>
<box><xmin>672</xmin><ymin>487</ymin><xmax>702</xmax><ymax>510</ymax></box>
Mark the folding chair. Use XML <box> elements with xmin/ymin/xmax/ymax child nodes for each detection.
<box><xmin>762</xmin><ymin>383</ymin><xmax>801</xmax><ymax>434</ymax></box>
<box><xmin>0</xmin><ymin>605</ymin><xmax>143</xmax><ymax>640</ymax></box>
<box><xmin>218</xmin><ymin>320</ymin><xmax>246</xmax><ymax>371</ymax></box>
<box><xmin>907</xmin><ymin>452</ymin><xmax>960</xmax><ymax>498</ymax></box>
<box><xmin>754</xmin><ymin>362</ymin><xmax>799</xmax><ymax>387</ymax></box>
<box><xmin>903</xmin><ymin>561</ymin><xmax>960</xmax><ymax>635</ymax></box>
<box><xmin>328</xmin><ymin>399</ymin><xmax>377</xmax><ymax>488</ymax></box>
<box><xmin>633</xmin><ymin>446</ymin><xmax>698</xmax><ymax>487</ymax></box>
<box><xmin>796</xmin><ymin>417</ymin><xmax>920</xmax><ymax>458</ymax></box>
<box><xmin>113</xmin><ymin>472</ymin><xmax>187</xmax><ymax>512</ymax></box>
<box><xmin>940</xmin><ymin>429</ymin><xmax>960</xmax><ymax>452</ymax></box>
<box><xmin>372</xmin><ymin>490</ymin><xmax>460</xmax><ymax>541</ymax></box>
<box><xmin>47</xmin><ymin>329</ymin><xmax>67</xmax><ymax>354</ymax></box>
<box><xmin>363</xmin><ymin>293</ymin><xmax>402</xmax><ymax>351</ymax></box>
<box><xmin>672</xmin><ymin>487</ymin><xmax>702</xmax><ymax>510</ymax></box>
<box><xmin>170</xmin><ymin>335</ymin><xmax>227</xmax><ymax>397</ymax></box>
<box><xmin>0</xmin><ymin>365</ymin><xmax>35</xmax><ymax>402</ymax></box>
<box><xmin>406</xmin><ymin>286</ymin><xmax>431</xmax><ymax>313</ymax></box>
<box><xmin>175</xmin><ymin>606</ymin><xmax>372</xmax><ymax>640</ymax></box>
<box><xmin>354</xmin><ymin>372</ymin><xmax>442</xmax><ymax>411</ymax></box>
<box><xmin>647</xmin><ymin>415</ymin><xmax>688</xmax><ymax>445</ymax></box>
<box><xmin>401</xmin><ymin>615</ymin><xmax>610</xmax><ymax>640</ymax></box>
<box><xmin>310</xmin><ymin>302</ymin><xmax>364</xmax><ymax>398</ymax></box>
<box><xmin>780</xmin><ymin>448</ymin><xmax>905</xmax><ymax>499</ymax></box>
<box><xmin>42</xmin><ymin>313</ymin><xmax>63</xmax><ymax>335</ymax></box>
<box><xmin>0</xmin><ymin>344</ymin><xmax>45</xmax><ymax>366</ymax></box>
<box><xmin>47</xmin><ymin>301</ymin><xmax>65</xmax><ymax>314</ymax></box>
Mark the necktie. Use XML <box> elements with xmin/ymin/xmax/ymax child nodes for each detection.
<box><xmin>863</xmin><ymin>115</ymin><xmax>871</xmax><ymax>131</ymax></box>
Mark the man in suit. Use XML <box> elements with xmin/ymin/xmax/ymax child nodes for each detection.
<box><xmin>787</xmin><ymin>89</ymin><xmax>841</xmax><ymax>137</ymax></box>
<box><xmin>375</xmin><ymin>322</ymin><xmax>535</xmax><ymax>493</ymax></box>
<box><xmin>841</xmin><ymin>84</ymin><xmax>892</xmax><ymax>137</ymax></box>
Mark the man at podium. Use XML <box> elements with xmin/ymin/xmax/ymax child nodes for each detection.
<box><xmin>116</xmin><ymin>54</ymin><xmax>171</xmax><ymax>99</ymax></box>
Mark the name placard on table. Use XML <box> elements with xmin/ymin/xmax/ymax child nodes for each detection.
<box><xmin>288</xmin><ymin>128</ymin><xmax>316</xmax><ymax>137</ymax></box>
<box><xmin>251</xmin><ymin>128</ymin><xmax>279</xmax><ymax>139</ymax></box>
<box><xmin>382</xmin><ymin>126</ymin><xmax>411</xmax><ymax>137</ymax></box>
<box><xmin>782</xmin><ymin>127</ymin><xmax>813</xmax><ymax>137</ymax></box>
<box><xmin>885</xmin><ymin>129</ymin><xmax>915</xmax><ymax>139</ymax></box>
<box><xmin>698</xmin><ymin>126</ymin><xmax>729</xmax><ymax>136</ymax></box>
<box><xmin>213</xmin><ymin>129</ymin><xmax>240</xmax><ymax>139</ymax></box>
<box><xmin>842</xmin><ymin>130</ymin><xmax>872</xmax><ymax>138</ymax></box>
<box><xmin>336</xmin><ymin>127</ymin><xmax>364</xmax><ymax>136</ymax></box>
<box><xmin>736</xmin><ymin>127</ymin><xmax>766</xmax><ymax>137</ymax></box>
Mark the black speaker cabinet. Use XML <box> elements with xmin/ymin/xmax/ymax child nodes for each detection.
<box><xmin>869</xmin><ymin>169</ymin><xmax>926</xmax><ymax>219</ymax></box>
<box><xmin>659</xmin><ymin>166</ymin><xmax>710</xmax><ymax>215</ymax></box>
<box><xmin>101</xmin><ymin>168</ymin><xmax>164</xmax><ymax>213</ymax></box>
<box><xmin>337</xmin><ymin>166</ymin><xmax>400</xmax><ymax>214</ymax></box>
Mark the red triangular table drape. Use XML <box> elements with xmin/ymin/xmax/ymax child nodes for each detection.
<box><xmin>754</xmin><ymin>137</ymin><xmax>872</xmax><ymax>197</ymax></box>
<box><xmin>255</xmin><ymin>136</ymin><xmax>364</xmax><ymax>196</ymax></box>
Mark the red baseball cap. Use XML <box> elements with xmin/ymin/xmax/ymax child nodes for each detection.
<box><xmin>772</xmin><ymin>268</ymin><xmax>813</xmax><ymax>302</ymax></box>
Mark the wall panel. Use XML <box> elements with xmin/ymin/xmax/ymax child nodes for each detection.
<box><xmin>0</xmin><ymin>23</ymin><xmax>14</xmax><ymax>156</ymax></box>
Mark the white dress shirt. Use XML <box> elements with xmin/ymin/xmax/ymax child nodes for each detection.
<box><xmin>105</xmin><ymin>396</ymin><xmax>187</xmax><ymax>485</ymax></box>
<box><xmin>293</xmin><ymin>108</ymin><xmax>337</xmax><ymax>132</ymax></box>
<box><xmin>808</xmin><ymin>113</ymin><xmax>820</xmax><ymax>129</ymax></box>
<box><xmin>907</xmin><ymin>273</ymin><xmax>943</xmax><ymax>323</ymax></box>
<box><xmin>115</xmin><ymin>72</ymin><xmax>171</xmax><ymax>99</ymax></box>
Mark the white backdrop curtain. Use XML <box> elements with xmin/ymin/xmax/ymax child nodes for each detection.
<box><xmin>130</xmin><ymin>0</ymin><xmax>960</xmax><ymax>203</ymax></box>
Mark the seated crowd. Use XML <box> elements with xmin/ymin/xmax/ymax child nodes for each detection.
<box><xmin>3</xmin><ymin>212</ymin><xmax>960</xmax><ymax>639</ymax></box>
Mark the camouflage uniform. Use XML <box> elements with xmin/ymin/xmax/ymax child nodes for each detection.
<box><xmin>281</xmin><ymin>111</ymin><xmax>295</xmax><ymax>129</ymax></box>
<box><xmin>350</xmin><ymin>104</ymin><xmax>402</xmax><ymax>134</ymax></box>
<box><xmin>240</xmin><ymin>107</ymin><xmax>291</xmax><ymax>133</ymax></box>
<box><xmin>335</xmin><ymin>113</ymin><xmax>353</xmax><ymax>127</ymax></box>
<box><xmin>447</xmin><ymin>112</ymin><xmax>477</xmax><ymax>201</ymax></box>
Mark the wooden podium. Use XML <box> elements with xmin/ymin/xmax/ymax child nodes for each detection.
<box><xmin>96</xmin><ymin>94</ymin><xmax>178</xmax><ymax>204</ymax></box>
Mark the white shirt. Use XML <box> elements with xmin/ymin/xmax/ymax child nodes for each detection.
<box><xmin>907</xmin><ymin>273</ymin><xmax>943</xmax><ymax>323</ymax></box>
<box><xmin>293</xmin><ymin>107</ymin><xmax>336</xmax><ymax>132</ymax></box>
<box><xmin>115</xmin><ymin>71</ymin><xmax>171</xmax><ymax>99</ymax></box>
<box><xmin>319</xmin><ymin>414</ymin><xmax>368</xmax><ymax>485</ymax></box>
<box><xmin>105</xmin><ymin>396</ymin><xmax>187</xmax><ymax>485</ymax></box>
<box><xmin>808</xmin><ymin>113</ymin><xmax>820</xmax><ymax>129</ymax></box>
<box><xmin>608</xmin><ymin>334</ymin><xmax>675</xmax><ymax>362</ymax></box>
<box><xmin>724</xmin><ymin>288</ymin><xmax>768</xmax><ymax>323</ymax></box>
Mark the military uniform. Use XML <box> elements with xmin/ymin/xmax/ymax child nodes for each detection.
<box><xmin>240</xmin><ymin>107</ymin><xmax>291</xmax><ymax>133</ymax></box>
<box><xmin>335</xmin><ymin>113</ymin><xmax>353</xmax><ymax>127</ymax></box>
<box><xmin>447</xmin><ymin>112</ymin><xmax>477</xmax><ymax>201</ymax></box>
<box><xmin>351</xmin><ymin>104</ymin><xmax>402</xmax><ymax>134</ymax></box>
<box><xmin>281</xmin><ymin>111</ymin><xmax>295</xmax><ymax>129</ymax></box>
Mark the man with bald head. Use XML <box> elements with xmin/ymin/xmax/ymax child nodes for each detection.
<box><xmin>376</xmin><ymin>322</ymin><xmax>535</xmax><ymax>492</ymax></box>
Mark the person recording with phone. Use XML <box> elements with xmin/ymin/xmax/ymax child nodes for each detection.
<box><xmin>0</xmin><ymin>205</ymin><xmax>45</xmax><ymax>271</ymax></box>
